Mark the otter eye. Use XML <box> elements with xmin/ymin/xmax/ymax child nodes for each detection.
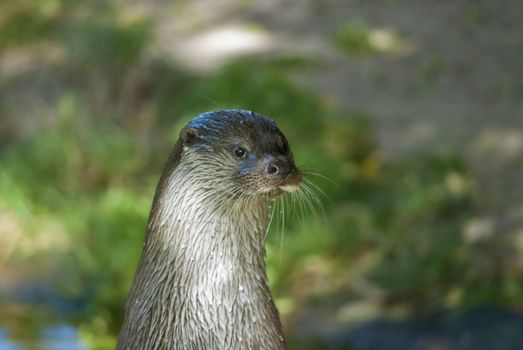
<box><xmin>234</xmin><ymin>147</ymin><xmax>247</xmax><ymax>159</ymax></box>
<box><xmin>281</xmin><ymin>141</ymin><xmax>289</xmax><ymax>154</ymax></box>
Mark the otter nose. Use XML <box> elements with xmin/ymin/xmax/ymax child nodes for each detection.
<box><xmin>266</xmin><ymin>162</ymin><xmax>279</xmax><ymax>176</ymax></box>
<box><xmin>265</xmin><ymin>159</ymin><xmax>293</xmax><ymax>178</ymax></box>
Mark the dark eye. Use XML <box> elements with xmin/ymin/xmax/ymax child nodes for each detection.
<box><xmin>234</xmin><ymin>147</ymin><xmax>247</xmax><ymax>159</ymax></box>
<box><xmin>280</xmin><ymin>140</ymin><xmax>289</xmax><ymax>154</ymax></box>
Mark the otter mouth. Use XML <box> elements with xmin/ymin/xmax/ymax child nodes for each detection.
<box><xmin>278</xmin><ymin>171</ymin><xmax>301</xmax><ymax>193</ymax></box>
<box><xmin>267</xmin><ymin>188</ymin><xmax>283</xmax><ymax>199</ymax></box>
<box><xmin>280</xmin><ymin>184</ymin><xmax>300</xmax><ymax>193</ymax></box>
<box><xmin>263</xmin><ymin>180</ymin><xmax>301</xmax><ymax>199</ymax></box>
<box><xmin>271</xmin><ymin>172</ymin><xmax>302</xmax><ymax>196</ymax></box>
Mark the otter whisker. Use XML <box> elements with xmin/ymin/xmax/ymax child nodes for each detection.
<box><xmin>303</xmin><ymin>182</ymin><xmax>328</xmax><ymax>225</ymax></box>
<box><xmin>200</xmin><ymin>188</ymin><xmax>229</xmax><ymax>213</ymax></box>
<box><xmin>297</xmin><ymin>183</ymin><xmax>323</xmax><ymax>221</ymax></box>
<box><xmin>301</xmin><ymin>181</ymin><xmax>323</xmax><ymax>210</ymax></box>
<box><xmin>301</xmin><ymin>169</ymin><xmax>339</xmax><ymax>188</ymax></box>
<box><xmin>303</xmin><ymin>177</ymin><xmax>330</xmax><ymax>202</ymax></box>
<box><xmin>203</xmin><ymin>182</ymin><xmax>241</xmax><ymax>210</ymax></box>
<box><xmin>291</xmin><ymin>187</ymin><xmax>307</xmax><ymax>227</ymax></box>
<box><xmin>288</xmin><ymin>188</ymin><xmax>298</xmax><ymax>218</ymax></box>
<box><xmin>295</xmin><ymin>185</ymin><xmax>315</xmax><ymax>217</ymax></box>
<box><xmin>306</xmin><ymin>183</ymin><xmax>325</xmax><ymax>214</ymax></box>
<box><xmin>265</xmin><ymin>199</ymin><xmax>277</xmax><ymax>241</ymax></box>
<box><xmin>270</xmin><ymin>196</ymin><xmax>286</xmax><ymax>269</ymax></box>
<box><xmin>297</xmin><ymin>189</ymin><xmax>310</xmax><ymax>228</ymax></box>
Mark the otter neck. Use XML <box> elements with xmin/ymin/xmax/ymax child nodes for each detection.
<box><xmin>152</xmin><ymin>175</ymin><xmax>269</xmax><ymax>268</ymax></box>
<box><xmin>117</xmin><ymin>169</ymin><xmax>286</xmax><ymax>350</ymax></box>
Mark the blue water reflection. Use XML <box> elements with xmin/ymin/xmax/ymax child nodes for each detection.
<box><xmin>0</xmin><ymin>325</ymin><xmax>87</xmax><ymax>350</ymax></box>
<box><xmin>0</xmin><ymin>329</ymin><xmax>22</xmax><ymax>350</ymax></box>
<box><xmin>42</xmin><ymin>325</ymin><xmax>87</xmax><ymax>350</ymax></box>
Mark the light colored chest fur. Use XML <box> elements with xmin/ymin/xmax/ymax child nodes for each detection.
<box><xmin>117</xmin><ymin>170</ymin><xmax>286</xmax><ymax>350</ymax></box>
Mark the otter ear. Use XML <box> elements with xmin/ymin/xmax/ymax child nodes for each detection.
<box><xmin>180</xmin><ymin>127</ymin><xmax>199</xmax><ymax>146</ymax></box>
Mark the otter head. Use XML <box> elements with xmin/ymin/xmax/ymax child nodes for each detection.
<box><xmin>178</xmin><ymin>110</ymin><xmax>301</xmax><ymax>199</ymax></box>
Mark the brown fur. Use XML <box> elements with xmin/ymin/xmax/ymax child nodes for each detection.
<box><xmin>117</xmin><ymin>110</ymin><xmax>300</xmax><ymax>349</ymax></box>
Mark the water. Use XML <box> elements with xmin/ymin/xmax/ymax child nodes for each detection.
<box><xmin>0</xmin><ymin>280</ymin><xmax>92</xmax><ymax>350</ymax></box>
<box><xmin>0</xmin><ymin>328</ymin><xmax>22</xmax><ymax>350</ymax></box>
<box><xmin>0</xmin><ymin>324</ymin><xmax>87</xmax><ymax>350</ymax></box>
<box><xmin>41</xmin><ymin>325</ymin><xmax>87</xmax><ymax>350</ymax></box>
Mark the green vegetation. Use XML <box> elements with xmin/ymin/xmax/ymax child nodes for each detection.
<box><xmin>332</xmin><ymin>20</ymin><xmax>407</xmax><ymax>56</ymax></box>
<box><xmin>1</xmin><ymin>1</ymin><xmax>522</xmax><ymax>349</ymax></box>
<box><xmin>333</xmin><ymin>21</ymin><xmax>376</xmax><ymax>55</ymax></box>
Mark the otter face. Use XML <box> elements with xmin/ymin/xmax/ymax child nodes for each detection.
<box><xmin>179</xmin><ymin>110</ymin><xmax>301</xmax><ymax>198</ymax></box>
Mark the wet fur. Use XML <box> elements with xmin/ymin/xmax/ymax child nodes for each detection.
<box><xmin>117</xmin><ymin>110</ymin><xmax>298</xmax><ymax>349</ymax></box>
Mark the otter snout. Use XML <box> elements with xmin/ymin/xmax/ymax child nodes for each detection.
<box><xmin>264</xmin><ymin>157</ymin><xmax>301</xmax><ymax>192</ymax></box>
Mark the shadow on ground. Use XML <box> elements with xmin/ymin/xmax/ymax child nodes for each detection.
<box><xmin>292</xmin><ymin>306</ymin><xmax>523</xmax><ymax>350</ymax></box>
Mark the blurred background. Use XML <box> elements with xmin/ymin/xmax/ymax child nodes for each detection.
<box><xmin>1</xmin><ymin>0</ymin><xmax>522</xmax><ymax>349</ymax></box>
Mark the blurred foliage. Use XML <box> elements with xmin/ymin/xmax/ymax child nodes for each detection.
<box><xmin>332</xmin><ymin>21</ymin><xmax>376</xmax><ymax>55</ymax></box>
<box><xmin>1</xmin><ymin>1</ymin><xmax>522</xmax><ymax>349</ymax></box>
<box><xmin>332</xmin><ymin>20</ymin><xmax>407</xmax><ymax>57</ymax></box>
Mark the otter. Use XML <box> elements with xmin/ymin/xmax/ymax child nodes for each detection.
<box><xmin>117</xmin><ymin>110</ymin><xmax>301</xmax><ymax>349</ymax></box>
